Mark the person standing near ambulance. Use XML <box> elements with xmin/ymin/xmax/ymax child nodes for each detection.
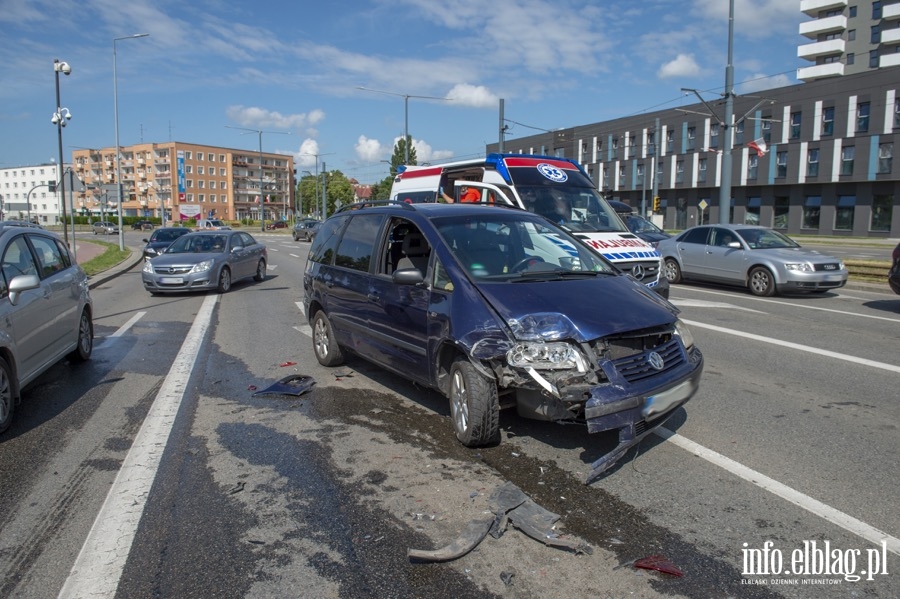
<box><xmin>440</xmin><ymin>185</ymin><xmax>480</xmax><ymax>203</ymax></box>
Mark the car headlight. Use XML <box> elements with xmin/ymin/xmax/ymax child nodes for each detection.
<box><xmin>142</xmin><ymin>260</ymin><xmax>153</xmax><ymax>273</ymax></box>
<box><xmin>674</xmin><ymin>319</ymin><xmax>694</xmax><ymax>350</ymax></box>
<box><xmin>190</xmin><ymin>259</ymin><xmax>213</xmax><ymax>274</ymax></box>
<box><xmin>785</xmin><ymin>262</ymin><xmax>814</xmax><ymax>272</ymax></box>
<box><xmin>507</xmin><ymin>342</ymin><xmax>585</xmax><ymax>370</ymax></box>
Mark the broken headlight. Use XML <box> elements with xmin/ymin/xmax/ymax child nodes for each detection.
<box><xmin>674</xmin><ymin>319</ymin><xmax>694</xmax><ymax>349</ymax></box>
<box><xmin>507</xmin><ymin>342</ymin><xmax>582</xmax><ymax>370</ymax></box>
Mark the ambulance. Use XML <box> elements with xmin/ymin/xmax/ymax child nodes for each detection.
<box><xmin>390</xmin><ymin>153</ymin><xmax>668</xmax><ymax>297</ymax></box>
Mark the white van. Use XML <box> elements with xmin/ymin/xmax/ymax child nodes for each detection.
<box><xmin>390</xmin><ymin>154</ymin><xmax>667</xmax><ymax>297</ymax></box>
<box><xmin>194</xmin><ymin>219</ymin><xmax>231</xmax><ymax>231</ymax></box>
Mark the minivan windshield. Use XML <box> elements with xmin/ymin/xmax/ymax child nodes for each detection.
<box><xmin>433</xmin><ymin>213</ymin><xmax>616</xmax><ymax>281</ymax></box>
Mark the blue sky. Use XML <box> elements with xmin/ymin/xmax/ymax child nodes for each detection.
<box><xmin>1</xmin><ymin>0</ymin><xmax>803</xmax><ymax>184</ymax></box>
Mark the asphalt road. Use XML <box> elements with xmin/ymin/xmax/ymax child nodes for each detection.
<box><xmin>0</xmin><ymin>231</ymin><xmax>897</xmax><ymax>598</ymax></box>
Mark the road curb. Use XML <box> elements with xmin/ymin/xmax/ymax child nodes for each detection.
<box><xmin>87</xmin><ymin>250</ymin><xmax>144</xmax><ymax>290</ymax></box>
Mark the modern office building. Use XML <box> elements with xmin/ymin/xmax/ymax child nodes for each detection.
<box><xmin>798</xmin><ymin>0</ymin><xmax>900</xmax><ymax>81</ymax></box>
<box><xmin>487</xmin><ymin>67</ymin><xmax>899</xmax><ymax>237</ymax></box>
<box><xmin>70</xmin><ymin>142</ymin><xmax>295</xmax><ymax>223</ymax></box>
<box><xmin>0</xmin><ymin>162</ymin><xmax>70</xmax><ymax>225</ymax></box>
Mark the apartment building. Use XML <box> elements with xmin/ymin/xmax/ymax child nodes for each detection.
<box><xmin>70</xmin><ymin>142</ymin><xmax>295</xmax><ymax>223</ymax></box>
<box><xmin>0</xmin><ymin>162</ymin><xmax>69</xmax><ymax>225</ymax></box>
<box><xmin>486</xmin><ymin>67</ymin><xmax>899</xmax><ymax>238</ymax></box>
<box><xmin>798</xmin><ymin>0</ymin><xmax>900</xmax><ymax>81</ymax></box>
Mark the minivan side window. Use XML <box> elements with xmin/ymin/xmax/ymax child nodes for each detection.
<box><xmin>1</xmin><ymin>236</ymin><xmax>39</xmax><ymax>297</ymax></box>
<box><xmin>29</xmin><ymin>235</ymin><xmax>65</xmax><ymax>277</ymax></box>
<box><xmin>308</xmin><ymin>216</ymin><xmax>349</xmax><ymax>265</ymax></box>
<box><xmin>334</xmin><ymin>214</ymin><xmax>385</xmax><ymax>272</ymax></box>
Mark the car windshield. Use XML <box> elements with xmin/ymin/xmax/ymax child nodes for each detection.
<box><xmin>625</xmin><ymin>215</ymin><xmax>665</xmax><ymax>234</ymax></box>
<box><xmin>153</xmin><ymin>229</ymin><xmax>187</xmax><ymax>242</ymax></box>
<box><xmin>165</xmin><ymin>234</ymin><xmax>228</xmax><ymax>254</ymax></box>
<box><xmin>433</xmin><ymin>213</ymin><xmax>615</xmax><ymax>281</ymax></box>
<box><xmin>736</xmin><ymin>228</ymin><xmax>800</xmax><ymax>250</ymax></box>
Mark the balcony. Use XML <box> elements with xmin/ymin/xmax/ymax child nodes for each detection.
<box><xmin>884</xmin><ymin>3</ymin><xmax>900</xmax><ymax>20</ymax></box>
<box><xmin>799</xmin><ymin>15</ymin><xmax>847</xmax><ymax>38</ymax></box>
<box><xmin>881</xmin><ymin>27</ymin><xmax>900</xmax><ymax>45</ymax></box>
<box><xmin>797</xmin><ymin>38</ymin><xmax>845</xmax><ymax>60</ymax></box>
<box><xmin>880</xmin><ymin>53</ymin><xmax>900</xmax><ymax>67</ymax></box>
<box><xmin>800</xmin><ymin>0</ymin><xmax>847</xmax><ymax>17</ymax></box>
<box><xmin>797</xmin><ymin>62</ymin><xmax>845</xmax><ymax>81</ymax></box>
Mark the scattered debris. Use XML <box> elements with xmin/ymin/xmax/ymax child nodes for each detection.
<box><xmin>500</xmin><ymin>571</ymin><xmax>515</xmax><ymax>586</ymax></box>
<box><xmin>408</xmin><ymin>481</ymin><xmax>591</xmax><ymax>563</ymax></box>
<box><xmin>279</xmin><ymin>361</ymin><xmax>297</xmax><ymax>367</ymax></box>
<box><xmin>251</xmin><ymin>374</ymin><xmax>316</xmax><ymax>397</ymax></box>
<box><xmin>227</xmin><ymin>481</ymin><xmax>245</xmax><ymax>494</ymax></box>
<box><xmin>333</xmin><ymin>371</ymin><xmax>354</xmax><ymax>381</ymax></box>
<box><xmin>633</xmin><ymin>555</ymin><xmax>684</xmax><ymax>577</ymax></box>
<box><xmin>247</xmin><ymin>385</ymin><xmax>257</xmax><ymax>391</ymax></box>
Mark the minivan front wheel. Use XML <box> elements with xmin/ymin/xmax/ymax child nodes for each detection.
<box><xmin>312</xmin><ymin>311</ymin><xmax>344</xmax><ymax>367</ymax></box>
<box><xmin>448</xmin><ymin>358</ymin><xmax>500</xmax><ymax>447</ymax></box>
<box><xmin>0</xmin><ymin>356</ymin><xmax>14</xmax><ymax>434</ymax></box>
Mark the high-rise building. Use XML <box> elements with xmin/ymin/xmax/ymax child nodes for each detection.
<box><xmin>71</xmin><ymin>142</ymin><xmax>295</xmax><ymax>223</ymax></box>
<box><xmin>0</xmin><ymin>162</ymin><xmax>68</xmax><ymax>225</ymax></box>
<box><xmin>798</xmin><ymin>0</ymin><xmax>900</xmax><ymax>81</ymax></box>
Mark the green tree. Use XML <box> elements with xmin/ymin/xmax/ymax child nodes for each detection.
<box><xmin>370</xmin><ymin>175</ymin><xmax>394</xmax><ymax>201</ymax></box>
<box><xmin>391</xmin><ymin>135</ymin><xmax>417</xmax><ymax>175</ymax></box>
<box><xmin>323</xmin><ymin>170</ymin><xmax>354</xmax><ymax>216</ymax></box>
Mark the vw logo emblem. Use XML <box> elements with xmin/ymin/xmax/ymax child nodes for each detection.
<box><xmin>647</xmin><ymin>351</ymin><xmax>665</xmax><ymax>371</ymax></box>
<box><xmin>631</xmin><ymin>264</ymin><xmax>645</xmax><ymax>280</ymax></box>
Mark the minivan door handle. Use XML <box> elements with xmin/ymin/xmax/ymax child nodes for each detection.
<box><xmin>367</xmin><ymin>292</ymin><xmax>379</xmax><ymax>302</ymax></box>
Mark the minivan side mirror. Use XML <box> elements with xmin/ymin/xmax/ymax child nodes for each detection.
<box><xmin>8</xmin><ymin>274</ymin><xmax>41</xmax><ymax>306</ymax></box>
<box><xmin>392</xmin><ymin>268</ymin><xmax>425</xmax><ymax>285</ymax></box>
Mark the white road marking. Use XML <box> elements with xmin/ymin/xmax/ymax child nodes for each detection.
<box><xmin>94</xmin><ymin>312</ymin><xmax>147</xmax><ymax>349</ymax></box>
<box><xmin>59</xmin><ymin>295</ymin><xmax>219</xmax><ymax>599</ymax></box>
<box><xmin>294</xmin><ymin>325</ymin><xmax>312</xmax><ymax>336</ymax></box>
<box><xmin>668</xmin><ymin>299</ymin><xmax>765</xmax><ymax>313</ymax></box>
<box><xmin>289</xmin><ymin>254</ymin><xmax>300</xmax><ymax>258</ymax></box>
<box><xmin>681</xmin><ymin>319</ymin><xmax>900</xmax><ymax>373</ymax></box>
<box><xmin>675</xmin><ymin>287</ymin><xmax>900</xmax><ymax>323</ymax></box>
<box><xmin>268</xmin><ymin>247</ymin><xmax>279</xmax><ymax>252</ymax></box>
<box><xmin>654</xmin><ymin>426</ymin><xmax>900</xmax><ymax>556</ymax></box>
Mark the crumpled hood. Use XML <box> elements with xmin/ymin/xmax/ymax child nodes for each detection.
<box><xmin>475</xmin><ymin>274</ymin><xmax>678</xmax><ymax>342</ymax></box>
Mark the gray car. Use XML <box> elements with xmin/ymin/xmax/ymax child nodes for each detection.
<box><xmin>141</xmin><ymin>230</ymin><xmax>267</xmax><ymax>294</ymax></box>
<box><xmin>658</xmin><ymin>224</ymin><xmax>848</xmax><ymax>296</ymax></box>
<box><xmin>0</xmin><ymin>226</ymin><xmax>93</xmax><ymax>433</ymax></box>
<box><xmin>92</xmin><ymin>221</ymin><xmax>119</xmax><ymax>235</ymax></box>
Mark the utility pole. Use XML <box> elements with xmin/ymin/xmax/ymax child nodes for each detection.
<box><xmin>498</xmin><ymin>99</ymin><xmax>506</xmax><ymax>152</ymax></box>
<box><xmin>719</xmin><ymin>0</ymin><xmax>735</xmax><ymax>225</ymax></box>
<box><xmin>652</xmin><ymin>117</ymin><xmax>660</xmax><ymax>218</ymax></box>
<box><xmin>321</xmin><ymin>162</ymin><xmax>327</xmax><ymax>220</ymax></box>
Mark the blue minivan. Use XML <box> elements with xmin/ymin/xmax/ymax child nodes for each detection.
<box><xmin>303</xmin><ymin>201</ymin><xmax>703</xmax><ymax>481</ymax></box>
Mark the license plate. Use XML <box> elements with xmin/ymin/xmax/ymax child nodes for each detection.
<box><xmin>159</xmin><ymin>276</ymin><xmax>183</xmax><ymax>284</ymax></box>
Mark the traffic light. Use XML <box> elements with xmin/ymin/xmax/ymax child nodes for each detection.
<box><xmin>48</xmin><ymin>181</ymin><xmax>57</xmax><ymax>193</ymax></box>
<box><xmin>652</xmin><ymin>196</ymin><xmax>660</xmax><ymax>212</ymax></box>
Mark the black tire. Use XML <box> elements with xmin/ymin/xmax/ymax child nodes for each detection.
<box><xmin>312</xmin><ymin>310</ymin><xmax>344</xmax><ymax>366</ymax></box>
<box><xmin>254</xmin><ymin>259</ymin><xmax>266</xmax><ymax>282</ymax></box>
<box><xmin>748</xmin><ymin>266</ymin><xmax>776</xmax><ymax>297</ymax></box>
<box><xmin>217</xmin><ymin>267</ymin><xmax>232</xmax><ymax>293</ymax></box>
<box><xmin>664</xmin><ymin>258</ymin><xmax>682</xmax><ymax>284</ymax></box>
<box><xmin>292</xmin><ymin>233</ymin><xmax>299</xmax><ymax>241</ymax></box>
<box><xmin>68</xmin><ymin>308</ymin><xmax>93</xmax><ymax>362</ymax></box>
<box><xmin>0</xmin><ymin>355</ymin><xmax>14</xmax><ymax>434</ymax></box>
<box><xmin>448</xmin><ymin>357</ymin><xmax>500</xmax><ymax>447</ymax></box>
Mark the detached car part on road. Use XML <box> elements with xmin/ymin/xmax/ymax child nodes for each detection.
<box><xmin>303</xmin><ymin>201</ymin><xmax>703</xmax><ymax>482</ymax></box>
<box><xmin>0</xmin><ymin>224</ymin><xmax>93</xmax><ymax>433</ymax></box>
<box><xmin>889</xmin><ymin>242</ymin><xmax>900</xmax><ymax>295</ymax></box>
<box><xmin>142</xmin><ymin>230</ymin><xmax>267</xmax><ymax>294</ymax></box>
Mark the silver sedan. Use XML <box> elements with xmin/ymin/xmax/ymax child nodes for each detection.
<box><xmin>658</xmin><ymin>224</ymin><xmax>848</xmax><ymax>296</ymax></box>
<box><xmin>141</xmin><ymin>230</ymin><xmax>267</xmax><ymax>294</ymax></box>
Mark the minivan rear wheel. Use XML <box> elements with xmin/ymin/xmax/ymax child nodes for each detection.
<box><xmin>68</xmin><ymin>308</ymin><xmax>93</xmax><ymax>362</ymax></box>
<box><xmin>0</xmin><ymin>356</ymin><xmax>14</xmax><ymax>434</ymax></box>
<box><xmin>312</xmin><ymin>311</ymin><xmax>344</xmax><ymax>366</ymax></box>
<box><xmin>448</xmin><ymin>357</ymin><xmax>500</xmax><ymax>447</ymax></box>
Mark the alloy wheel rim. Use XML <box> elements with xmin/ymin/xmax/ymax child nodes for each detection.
<box><xmin>314</xmin><ymin>319</ymin><xmax>328</xmax><ymax>358</ymax></box>
<box><xmin>450</xmin><ymin>370</ymin><xmax>469</xmax><ymax>432</ymax></box>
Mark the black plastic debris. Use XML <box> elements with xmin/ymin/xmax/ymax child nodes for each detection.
<box><xmin>500</xmin><ymin>571</ymin><xmax>515</xmax><ymax>586</ymax></box>
<box><xmin>251</xmin><ymin>374</ymin><xmax>316</xmax><ymax>397</ymax></box>
<box><xmin>408</xmin><ymin>481</ymin><xmax>590</xmax><ymax>563</ymax></box>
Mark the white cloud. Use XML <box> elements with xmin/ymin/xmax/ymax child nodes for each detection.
<box><xmin>393</xmin><ymin>137</ymin><xmax>454</xmax><ymax>164</ymax></box>
<box><xmin>738</xmin><ymin>73</ymin><xmax>792</xmax><ymax>94</ymax></box>
<box><xmin>295</xmin><ymin>138</ymin><xmax>320</xmax><ymax>168</ymax></box>
<box><xmin>658</xmin><ymin>54</ymin><xmax>701</xmax><ymax>79</ymax></box>
<box><xmin>691</xmin><ymin>0</ymin><xmax>798</xmax><ymax>38</ymax></box>
<box><xmin>226</xmin><ymin>105</ymin><xmax>323</xmax><ymax>133</ymax></box>
<box><xmin>355</xmin><ymin>135</ymin><xmax>385</xmax><ymax>162</ymax></box>
<box><xmin>446</xmin><ymin>83</ymin><xmax>499</xmax><ymax>108</ymax></box>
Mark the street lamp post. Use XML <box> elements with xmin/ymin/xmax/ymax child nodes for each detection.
<box><xmin>356</xmin><ymin>87</ymin><xmax>450</xmax><ymax>164</ymax></box>
<box><xmin>52</xmin><ymin>59</ymin><xmax>72</xmax><ymax>248</ymax></box>
<box><xmin>114</xmin><ymin>33</ymin><xmax>149</xmax><ymax>251</ymax></box>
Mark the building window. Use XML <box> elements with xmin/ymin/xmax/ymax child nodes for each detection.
<box><xmin>197</xmin><ymin>153</ymin><xmax>204</xmax><ymax>161</ymax></box>
<box><xmin>745</xmin><ymin>197</ymin><xmax>761</xmax><ymax>225</ymax></box>
<box><xmin>802</xmin><ymin>196</ymin><xmax>821</xmax><ymax>230</ymax></box>
<box><xmin>197</xmin><ymin>180</ymin><xmax>205</xmax><ymax>189</ymax></box>
<box><xmin>841</xmin><ymin>146</ymin><xmax>855</xmax><ymax>175</ymax></box>
<box><xmin>774</xmin><ymin>196</ymin><xmax>789</xmax><ymax>229</ymax></box>
<box><xmin>208</xmin><ymin>153</ymin><xmax>215</xmax><ymax>161</ymax></box>
<box><xmin>776</xmin><ymin>151</ymin><xmax>788</xmax><ymax>178</ymax></box>
<box><xmin>636</xmin><ymin>163</ymin><xmax>645</xmax><ymax>186</ymax></box>
<box><xmin>848</xmin><ymin>29</ymin><xmax>856</xmax><ymax>41</ymax></box>
<box><xmin>185</xmin><ymin>151</ymin><xmax>192</xmax><ymax>159</ymax></box>
<box><xmin>807</xmin><ymin>148</ymin><xmax>820</xmax><ymax>177</ymax></box>
<box><xmin>666</xmin><ymin>130</ymin><xmax>674</xmax><ymax>153</ymax></box>
<box><xmin>709</xmin><ymin>124</ymin><xmax>719</xmax><ymax>148</ymax></box>
<box><xmin>602</xmin><ymin>167</ymin><xmax>609</xmax><ymax>187</ymax></box>
<box><xmin>734</xmin><ymin>121</ymin><xmax>744</xmax><ymax>145</ymax></box>
<box><xmin>185</xmin><ymin>165</ymin><xmax>193</xmax><ymax>174</ymax></box>
<box><xmin>612</xmin><ymin>137</ymin><xmax>618</xmax><ymax>150</ymax></box>
<box><xmin>821</xmin><ymin>107</ymin><xmax>834</xmax><ymax>136</ymax></box>
<box><xmin>847</xmin><ymin>52</ymin><xmax>855</xmax><ymax>65</ymax></box>
<box><xmin>647</xmin><ymin>133</ymin><xmax>655</xmax><ymax>157</ymax></box>
<box><xmin>219</xmin><ymin>154</ymin><xmax>226</xmax><ymax>162</ymax></box>
<box><xmin>895</xmin><ymin>99</ymin><xmax>900</xmax><ymax>128</ymax></box>
<box><xmin>596</xmin><ymin>139</ymin><xmax>603</xmax><ymax>151</ymax></box>
<box><xmin>198</xmin><ymin>166</ymin><xmax>204</xmax><ymax>175</ymax></box>
<box><xmin>210</xmin><ymin>180</ymin><xmax>216</xmax><ymax>189</ymax></box>
<box><xmin>857</xmin><ymin>102</ymin><xmax>870</xmax><ymax>133</ymax></box>
<box><xmin>687</xmin><ymin>127</ymin><xmax>696</xmax><ymax>151</ymax></box>
<box><xmin>790</xmin><ymin>112</ymin><xmax>802</xmax><ymax>139</ymax></box>
<box><xmin>871</xmin><ymin>195</ymin><xmax>893</xmax><ymax>231</ymax></box>
<box><xmin>871</xmin><ymin>25</ymin><xmax>880</xmax><ymax>44</ymax></box>
<box><xmin>835</xmin><ymin>196</ymin><xmax>856</xmax><ymax>230</ymax></box>
<box><xmin>698</xmin><ymin>158</ymin><xmax>707</xmax><ymax>183</ymax></box>
<box><xmin>869</xmin><ymin>50</ymin><xmax>879</xmax><ymax>68</ymax></box>
<box><xmin>618</xmin><ymin>165</ymin><xmax>626</xmax><ymax>181</ymax></box>
<box><xmin>873</xmin><ymin>1</ymin><xmax>882</xmax><ymax>19</ymax></box>
<box><xmin>628</xmin><ymin>134</ymin><xmax>637</xmax><ymax>158</ymax></box>
<box><xmin>747</xmin><ymin>154</ymin><xmax>758</xmax><ymax>180</ymax></box>
<box><xmin>761</xmin><ymin>119</ymin><xmax>772</xmax><ymax>143</ymax></box>
<box><xmin>675</xmin><ymin>160</ymin><xmax>684</xmax><ymax>183</ymax></box>
<box><xmin>878</xmin><ymin>143</ymin><xmax>893</xmax><ymax>173</ymax></box>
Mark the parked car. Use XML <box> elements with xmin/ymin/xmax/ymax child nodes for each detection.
<box><xmin>303</xmin><ymin>202</ymin><xmax>703</xmax><ymax>481</ymax></box>
<box><xmin>889</xmin><ymin>241</ymin><xmax>900</xmax><ymax>295</ymax></box>
<box><xmin>142</xmin><ymin>230</ymin><xmax>267</xmax><ymax>294</ymax></box>
<box><xmin>658</xmin><ymin>224</ymin><xmax>848</xmax><ymax>296</ymax></box>
<box><xmin>620</xmin><ymin>213</ymin><xmax>671</xmax><ymax>247</ymax></box>
<box><xmin>0</xmin><ymin>226</ymin><xmax>93</xmax><ymax>433</ymax></box>
<box><xmin>266</xmin><ymin>221</ymin><xmax>288</xmax><ymax>230</ymax></box>
<box><xmin>292</xmin><ymin>220</ymin><xmax>321</xmax><ymax>241</ymax></box>
<box><xmin>194</xmin><ymin>219</ymin><xmax>231</xmax><ymax>231</ymax></box>
<box><xmin>92</xmin><ymin>221</ymin><xmax>119</xmax><ymax>235</ymax></box>
<box><xmin>141</xmin><ymin>227</ymin><xmax>193</xmax><ymax>260</ymax></box>
<box><xmin>0</xmin><ymin>220</ymin><xmax>43</xmax><ymax>229</ymax></box>
<box><xmin>131</xmin><ymin>220</ymin><xmax>154</xmax><ymax>230</ymax></box>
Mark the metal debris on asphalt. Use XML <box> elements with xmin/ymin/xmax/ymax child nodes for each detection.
<box><xmin>251</xmin><ymin>374</ymin><xmax>316</xmax><ymax>397</ymax></box>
